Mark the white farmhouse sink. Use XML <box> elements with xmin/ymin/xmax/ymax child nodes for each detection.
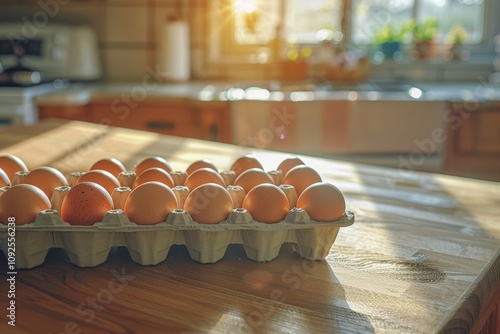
<box><xmin>230</xmin><ymin>96</ymin><xmax>446</xmax><ymax>171</ymax></box>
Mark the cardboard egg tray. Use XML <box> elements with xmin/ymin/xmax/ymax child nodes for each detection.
<box><xmin>0</xmin><ymin>208</ymin><xmax>354</xmax><ymax>269</ymax></box>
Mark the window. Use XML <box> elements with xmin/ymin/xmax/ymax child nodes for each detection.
<box><xmin>351</xmin><ymin>0</ymin><xmax>415</xmax><ymax>44</ymax></box>
<box><xmin>351</xmin><ymin>0</ymin><xmax>485</xmax><ymax>45</ymax></box>
<box><xmin>284</xmin><ymin>0</ymin><xmax>343</xmax><ymax>44</ymax></box>
<box><xmin>209</xmin><ymin>0</ymin><xmax>488</xmax><ymax>61</ymax></box>
<box><xmin>210</xmin><ymin>0</ymin><xmax>281</xmax><ymax>63</ymax></box>
<box><xmin>233</xmin><ymin>0</ymin><xmax>280</xmax><ymax>44</ymax></box>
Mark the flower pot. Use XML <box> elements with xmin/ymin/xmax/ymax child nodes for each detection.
<box><xmin>379</xmin><ymin>42</ymin><xmax>401</xmax><ymax>58</ymax></box>
<box><xmin>415</xmin><ymin>41</ymin><xmax>436</xmax><ymax>59</ymax></box>
<box><xmin>446</xmin><ymin>45</ymin><xmax>464</xmax><ymax>61</ymax></box>
<box><xmin>280</xmin><ymin>60</ymin><xmax>308</xmax><ymax>81</ymax></box>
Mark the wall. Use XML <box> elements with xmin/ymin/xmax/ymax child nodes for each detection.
<box><xmin>0</xmin><ymin>0</ymin><xmax>498</xmax><ymax>83</ymax></box>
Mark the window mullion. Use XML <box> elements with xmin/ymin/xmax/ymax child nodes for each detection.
<box><xmin>413</xmin><ymin>0</ymin><xmax>419</xmax><ymax>20</ymax></box>
<box><xmin>342</xmin><ymin>0</ymin><xmax>351</xmax><ymax>44</ymax></box>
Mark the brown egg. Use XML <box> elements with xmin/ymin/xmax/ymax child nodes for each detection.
<box><xmin>234</xmin><ymin>168</ymin><xmax>274</xmax><ymax>194</ymax></box>
<box><xmin>184</xmin><ymin>183</ymin><xmax>234</xmax><ymax>224</ymax></box>
<box><xmin>186</xmin><ymin>159</ymin><xmax>218</xmax><ymax>175</ymax></box>
<box><xmin>282</xmin><ymin>165</ymin><xmax>322</xmax><ymax>195</ymax></box>
<box><xmin>296</xmin><ymin>182</ymin><xmax>346</xmax><ymax>221</ymax></box>
<box><xmin>77</xmin><ymin>170</ymin><xmax>120</xmax><ymax>195</ymax></box>
<box><xmin>60</xmin><ymin>182</ymin><xmax>113</xmax><ymax>225</ymax></box>
<box><xmin>184</xmin><ymin>167</ymin><xmax>226</xmax><ymax>191</ymax></box>
<box><xmin>90</xmin><ymin>158</ymin><xmax>127</xmax><ymax>177</ymax></box>
<box><xmin>0</xmin><ymin>184</ymin><xmax>51</xmax><ymax>225</ymax></box>
<box><xmin>132</xmin><ymin>167</ymin><xmax>175</xmax><ymax>188</ymax></box>
<box><xmin>134</xmin><ymin>156</ymin><xmax>173</xmax><ymax>176</ymax></box>
<box><xmin>24</xmin><ymin>166</ymin><xmax>68</xmax><ymax>199</ymax></box>
<box><xmin>242</xmin><ymin>184</ymin><xmax>290</xmax><ymax>224</ymax></box>
<box><xmin>277</xmin><ymin>156</ymin><xmax>305</xmax><ymax>176</ymax></box>
<box><xmin>0</xmin><ymin>168</ymin><xmax>10</xmax><ymax>187</ymax></box>
<box><xmin>230</xmin><ymin>155</ymin><xmax>263</xmax><ymax>177</ymax></box>
<box><xmin>0</xmin><ymin>155</ymin><xmax>28</xmax><ymax>182</ymax></box>
<box><xmin>124</xmin><ymin>181</ymin><xmax>177</xmax><ymax>225</ymax></box>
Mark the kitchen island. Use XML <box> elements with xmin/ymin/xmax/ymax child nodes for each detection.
<box><xmin>0</xmin><ymin>119</ymin><xmax>499</xmax><ymax>334</ymax></box>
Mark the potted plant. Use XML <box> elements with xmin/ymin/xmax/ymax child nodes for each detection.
<box><xmin>413</xmin><ymin>18</ymin><xmax>439</xmax><ymax>59</ymax></box>
<box><xmin>445</xmin><ymin>24</ymin><xmax>468</xmax><ymax>60</ymax></box>
<box><xmin>281</xmin><ymin>45</ymin><xmax>313</xmax><ymax>81</ymax></box>
<box><xmin>373</xmin><ymin>21</ymin><xmax>414</xmax><ymax>59</ymax></box>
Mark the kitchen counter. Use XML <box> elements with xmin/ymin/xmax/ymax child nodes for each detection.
<box><xmin>35</xmin><ymin>80</ymin><xmax>500</xmax><ymax>104</ymax></box>
<box><xmin>32</xmin><ymin>80</ymin><xmax>500</xmax><ymax>183</ymax></box>
<box><xmin>0</xmin><ymin>119</ymin><xmax>499</xmax><ymax>333</ymax></box>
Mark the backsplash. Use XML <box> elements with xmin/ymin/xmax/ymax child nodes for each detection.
<box><xmin>0</xmin><ymin>0</ymin><xmax>204</xmax><ymax>82</ymax></box>
<box><xmin>0</xmin><ymin>0</ymin><xmax>495</xmax><ymax>83</ymax></box>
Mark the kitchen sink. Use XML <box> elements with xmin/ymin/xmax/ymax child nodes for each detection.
<box><xmin>369</xmin><ymin>81</ymin><xmax>422</xmax><ymax>93</ymax></box>
<box><xmin>291</xmin><ymin>80</ymin><xmax>425</xmax><ymax>93</ymax></box>
<box><xmin>241</xmin><ymin>80</ymin><xmax>424</xmax><ymax>93</ymax></box>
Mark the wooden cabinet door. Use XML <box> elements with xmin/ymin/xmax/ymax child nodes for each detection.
<box><xmin>445</xmin><ymin>102</ymin><xmax>500</xmax><ymax>181</ymax></box>
<box><xmin>192</xmin><ymin>103</ymin><xmax>231</xmax><ymax>143</ymax></box>
<box><xmin>87</xmin><ymin>103</ymin><xmax>197</xmax><ymax>138</ymax></box>
<box><xmin>38</xmin><ymin>100</ymin><xmax>232</xmax><ymax>143</ymax></box>
<box><xmin>38</xmin><ymin>105</ymin><xmax>90</xmax><ymax>122</ymax></box>
<box><xmin>456</xmin><ymin>108</ymin><xmax>500</xmax><ymax>154</ymax></box>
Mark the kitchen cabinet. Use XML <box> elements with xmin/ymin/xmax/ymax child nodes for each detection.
<box><xmin>190</xmin><ymin>101</ymin><xmax>231</xmax><ymax>143</ymax></box>
<box><xmin>38</xmin><ymin>99</ymin><xmax>231</xmax><ymax>143</ymax></box>
<box><xmin>445</xmin><ymin>102</ymin><xmax>500</xmax><ymax>181</ymax></box>
<box><xmin>38</xmin><ymin>104</ymin><xmax>90</xmax><ymax>122</ymax></box>
<box><xmin>87</xmin><ymin>102</ymin><xmax>197</xmax><ymax>138</ymax></box>
<box><xmin>347</xmin><ymin>100</ymin><xmax>446</xmax><ymax>154</ymax></box>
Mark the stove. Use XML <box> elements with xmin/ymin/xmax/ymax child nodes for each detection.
<box><xmin>0</xmin><ymin>80</ymin><xmax>68</xmax><ymax>129</ymax></box>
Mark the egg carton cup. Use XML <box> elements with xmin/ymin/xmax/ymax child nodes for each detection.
<box><xmin>0</xmin><ymin>208</ymin><xmax>354</xmax><ymax>269</ymax></box>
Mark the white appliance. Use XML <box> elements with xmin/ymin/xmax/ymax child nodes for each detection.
<box><xmin>0</xmin><ymin>23</ymin><xmax>100</xmax><ymax>129</ymax></box>
<box><xmin>0</xmin><ymin>23</ymin><xmax>101</xmax><ymax>83</ymax></box>
<box><xmin>231</xmin><ymin>98</ymin><xmax>446</xmax><ymax>171</ymax></box>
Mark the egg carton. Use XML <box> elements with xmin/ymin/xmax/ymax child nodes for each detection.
<box><xmin>0</xmin><ymin>208</ymin><xmax>354</xmax><ymax>269</ymax></box>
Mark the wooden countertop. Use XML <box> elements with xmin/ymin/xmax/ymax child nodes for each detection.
<box><xmin>0</xmin><ymin>119</ymin><xmax>499</xmax><ymax>334</ymax></box>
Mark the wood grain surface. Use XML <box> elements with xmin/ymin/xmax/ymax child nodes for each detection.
<box><xmin>0</xmin><ymin>119</ymin><xmax>499</xmax><ymax>334</ymax></box>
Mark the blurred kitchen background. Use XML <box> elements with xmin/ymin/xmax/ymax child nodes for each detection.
<box><xmin>0</xmin><ymin>0</ymin><xmax>499</xmax><ymax>181</ymax></box>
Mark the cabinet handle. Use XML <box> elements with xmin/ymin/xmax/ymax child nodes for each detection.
<box><xmin>210</xmin><ymin>124</ymin><xmax>218</xmax><ymax>140</ymax></box>
<box><xmin>146</xmin><ymin>121</ymin><xmax>176</xmax><ymax>130</ymax></box>
<box><xmin>0</xmin><ymin>119</ymin><xmax>13</xmax><ymax>125</ymax></box>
